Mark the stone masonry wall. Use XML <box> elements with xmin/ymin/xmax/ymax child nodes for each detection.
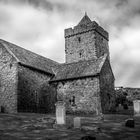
<box><xmin>0</xmin><ymin>44</ymin><xmax>18</xmax><ymax>113</ymax></box>
<box><xmin>99</xmin><ymin>59</ymin><xmax>115</xmax><ymax>113</ymax></box>
<box><xmin>95</xmin><ymin>32</ymin><xmax>109</xmax><ymax>59</ymax></box>
<box><xmin>56</xmin><ymin>77</ymin><xmax>102</xmax><ymax>115</ymax></box>
<box><xmin>65</xmin><ymin>20</ymin><xmax>109</xmax><ymax>63</ymax></box>
<box><xmin>18</xmin><ymin>65</ymin><xmax>57</xmax><ymax>113</ymax></box>
<box><xmin>65</xmin><ymin>30</ymin><xmax>97</xmax><ymax>63</ymax></box>
<box><xmin>65</xmin><ymin>31</ymin><xmax>109</xmax><ymax>64</ymax></box>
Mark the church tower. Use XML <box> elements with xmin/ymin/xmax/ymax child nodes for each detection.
<box><xmin>64</xmin><ymin>13</ymin><xmax>109</xmax><ymax>63</ymax></box>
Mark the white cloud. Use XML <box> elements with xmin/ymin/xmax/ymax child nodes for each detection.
<box><xmin>0</xmin><ymin>0</ymin><xmax>140</xmax><ymax>87</ymax></box>
<box><xmin>0</xmin><ymin>3</ymin><xmax>66</xmax><ymax>62</ymax></box>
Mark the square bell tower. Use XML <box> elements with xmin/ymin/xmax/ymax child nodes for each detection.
<box><xmin>64</xmin><ymin>13</ymin><xmax>109</xmax><ymax>63</ymax></box>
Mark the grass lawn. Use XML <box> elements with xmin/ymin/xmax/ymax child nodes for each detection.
<box><xmin>0</xmin><ymin>113</ymin><xmax>140</xmax><ymax>140</ymax></box>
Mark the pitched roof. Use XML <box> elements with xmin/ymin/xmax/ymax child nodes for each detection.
<box><xmin>51</xmin><ymin>54</ymin><xmax>107</xmax><ymax>82</ymax></box>
<box><xmin>78</xmin><ymin>13</ymin><xmax>92</xmax><ymax>26</ymax></box>
<box><xmin>0</xmin><ymin>39</ymin><xmax>59</xmax><ymax>75</ymax></box>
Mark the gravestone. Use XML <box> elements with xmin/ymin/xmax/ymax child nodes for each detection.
<box><xmin>133</xmin><ymin>100</ymin><xmax>140</xmax><ymax>116</ymax></box>
<box><xmin>125</xmin><ymin>118</ymin><xmax>135</xmax><ymax>128</ymax></box>
<box><xmin>55</xmin><ymin>101</ymin><xmax>66</xmax><ymax>125</ymax></box>
<box><xmin>74</xmin><ymin>117</ymin><xmax>81</xmax><ymax>128</ymax></box>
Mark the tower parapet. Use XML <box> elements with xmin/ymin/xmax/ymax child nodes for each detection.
<box><xmin>65</xmin><ymin>21</ymin><xmax>109</xmax><ymax>41</ymax></box>
<box><xmin>65</xmin><ymin>14</ymin><xmax>110</xmax><ymax>63</ymax></box>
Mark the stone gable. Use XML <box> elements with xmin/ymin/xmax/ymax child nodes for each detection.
<box><xmin>0</xmin><ymin>39</ymin><xmax>59</xmax><ymax>75</ymax></box>
<box><xmin>51</xmin><ymin>54</ymin><xmax>107</xmax><ymax>82</ymax></box>
<box><xmin>99</xmin><ymin>58</ymin><xmax>115</xmax><ymax>113</ymax></box>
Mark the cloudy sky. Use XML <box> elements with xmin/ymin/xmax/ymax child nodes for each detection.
<box><xmin>0</xmin><ymin>0</ymin><xmax>140</xmax><ymax>87</ymax></box>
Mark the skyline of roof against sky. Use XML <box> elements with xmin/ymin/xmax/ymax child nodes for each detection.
<box><xmin>0</xmin><ymin>0</ymin><xmax>140</xmax><ymax>87</ymax></box>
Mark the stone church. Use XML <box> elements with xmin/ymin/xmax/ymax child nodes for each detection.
<box><xmin>0</xmin><ymin>14</ymin><xmax>115</xmax><ymax>114</ymax></box>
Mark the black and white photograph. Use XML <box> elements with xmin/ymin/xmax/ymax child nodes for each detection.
<box><xmin>0</xmin><ymin>0</ymin><xmax>140</xmax><ymax>139</ymax></box>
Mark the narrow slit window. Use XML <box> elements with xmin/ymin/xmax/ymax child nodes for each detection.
<box><xmin>69</xmin><ymin>96</ymin><xmax>76</xmax><ymax>106</ymax></box>
<box><xmin>79</xmin><ymin>52</ymin><xmax>82</xmax><ymax>58</ymax></box>
<box><xmin>78</xmin><ymin>37</ymin><xmax>81</xmax><ymax>43</ymax></box>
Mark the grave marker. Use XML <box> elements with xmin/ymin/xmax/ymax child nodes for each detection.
<box><xmin>133</xmin><ymin>100</ymin><xmax>140</xmax><ymax>116</ymax></box>
<box><xmin>55</xmin><ymin>101</ymin><xmax>66</xmax><ymax>125</ymax></box>
<box><xmin>74</xmin><ymin>117</ymin><xmax>81</xmax><ymax>128</ymax></box>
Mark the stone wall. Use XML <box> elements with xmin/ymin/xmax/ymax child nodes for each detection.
<box><xmin>65</xmin><ymin>31</ymin><xmax>97</xmax><ymax>63</ymax></box>
<box><xmin>99</xmin><ymin>59</ymin><xmax>115</xmax><ymax>113</ymax></box>
<box><xmin>0</xmin><ymin>44</ymin><xmax>18</xmax><ymax>113</ymax></box>
<box><xmin>65</xmin><ymin>21</ymin><xmax>108</xmax><ymax>40</ymax></box>
<box><xmin>95</xmin><ymin>32</ymin><xmax>109</xmax><ymax>60</ymax></box>
<box><xmin>65</xmin><ymin>21</ymin><xmax>109</xmax><ymax>63</ymax></box>
<box><xmin>17</xmin><ymin>64</ymin><xmax>57</xmax><ymax>113</ymax></box>
<box><xmin>56</xmin><ymin>77</ymin><xmax>102</xmax><ymax>115</ymax></box>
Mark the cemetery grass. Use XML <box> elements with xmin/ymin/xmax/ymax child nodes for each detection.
<box><xmin>0</xmin><ymin>113</ymin><xmax>140</xmax><ymax>140</ymax></box>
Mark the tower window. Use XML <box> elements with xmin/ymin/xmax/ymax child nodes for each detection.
<box><xmin>78</xmin><ymin>37</ymin><xmax>81</xmax><ymax>43</ymax></box>
<box><xmin>79</xmin><ymin>49</ymin><xmax>84</xmax><ymax>58</ymax></box>
<box><xmin>79</xmin><ymin>52</ymin><xmax>82</xmax><ymax>58</ymax></box>
<box><xmin>10</xmin><ymin>63</ymin><xmax>12</xmax><ymax>69</ymax></box>
<box><xmin>69</xmin><ymin>96</ymin><xmax>76</xmax><ymax>106</ymax></box>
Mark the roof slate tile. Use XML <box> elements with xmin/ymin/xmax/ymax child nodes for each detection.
<box><xmin>0</xmin><ymin>39</ymin><xmax>59</xmax><ymax>75</ymax></box>
<box><xmin>51</xmin><ymin>54</ymin><xmax>107</xmax><ymax>81</ymax></box>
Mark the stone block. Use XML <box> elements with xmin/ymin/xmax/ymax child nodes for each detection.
<box><xmin>74</xmin><ymin>117</ymin><xmax>81</xmax><ymax>128</ymax></box>
<box><xmin>125</xmin><ymin>118</ymin><xmax>135</xmax><ymax>128</ymax></box>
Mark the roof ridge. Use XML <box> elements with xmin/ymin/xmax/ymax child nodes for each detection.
<box><xmin>0</xmin><ymin>42</ymin><xmax>20</xmax><ymax>62</ymax></box>
<box><xmin>78</xmin><ymin>14</ymin><xmax>92</xmax><ymax>26</ymax></box>
<box><xmin>0</xmin><ymin>39</ymin><xmax>59</xmax><ymax>65</ymax></box>
<box><xmin>52</xmin><ymin>55</ymin><xmax>107</xmax><ymax>82</ymax></box>
<box><xmin>0</xmin><ymin>39</ymin><xmax>59</xmax><ymax>74</ymax></box>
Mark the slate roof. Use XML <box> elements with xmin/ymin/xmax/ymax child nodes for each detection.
<box><xmin>0</xmin><ymin>39</ymin><xmax>108</xmax><ymax>80</ymax></box>
<box><xmin>0</xmin><ymin>39</ymin><xmax>59</xmax><ymax>75</ymax></box>
<box><xmin>78</xmin><ymin>13</ymin><xmax>92</xmax><ymax>26</ymax></box>
<box><xmin>50</xmin><ymin>54</ymin><xmax>107</xmax><ymax>82</ymax></box>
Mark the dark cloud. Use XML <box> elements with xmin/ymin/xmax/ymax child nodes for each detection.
<box><xmin>0</xmin><ymin>0</ymin><xmax>53</xmax><ymax>11</ymax></box>
<box><xmin>115</xmin><ymin>0</ymin><xmax>128</xmax><ymax>8</ymax></box>
<box><xmin>2</xmin><ymin>0</ymin><xmax>140</xmax><ymax>29</ymax></box>
<box><xmin>0</xmin><ymin>9</ymin><xmax>11</xmax><ymax>25</ymax></box>
<box><xmin>27</xmin><ymin>0</ymin><xmax>53</xmax><ymax>11</ymax></box>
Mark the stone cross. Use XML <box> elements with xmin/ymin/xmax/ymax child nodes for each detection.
<box><xmin>55</xmin><ymin>101</ymin><xmax>66</xmax><ymax>125</ymax></box>
<box><xmin>74</xmin><ymin>117</ymin><xmax>81</xmax><ymax>128</ymax></box>
<box><xmin>133</xmin><ymin>100</ymin><xmax>140</xmax><ymax>116</ymax></box>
